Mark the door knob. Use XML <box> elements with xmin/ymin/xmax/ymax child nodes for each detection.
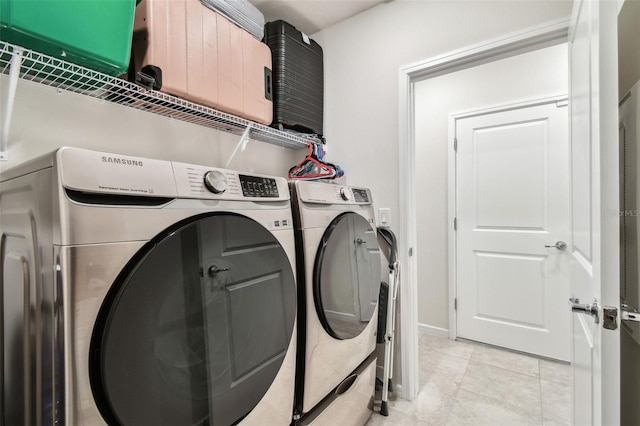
<box><xmin>545</xmin><ymin>241</ymin><xmax>567</xmax><ymax>250</ymax></box>
<box><xmin>569</xmin><ymin>297</ymin><xmax>599</xmax><ymax>324</ymax></box>
<box><xmin>208</xmin><ymin>265</ymin><xmax>230</xmax><ymax>276</ymax></box>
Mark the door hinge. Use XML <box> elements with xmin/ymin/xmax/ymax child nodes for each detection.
<box><xmin>454</xmin><ymin>217</ymin><xmax>457</xmax><ymax>230</ymax></box>
<box><xmin>454</xmin><ymin>298</ymin><xmax>457</xmax><ymax>310</ymax></box>
<box><xmin>408</xmin><ymin>247</ymin><xmax>413</xmax><ymax>257</ymax></box>
<box><xmin>454</xmin><ymin>138</ymin><xmax>458</xmax><ymax>151</ymax></box>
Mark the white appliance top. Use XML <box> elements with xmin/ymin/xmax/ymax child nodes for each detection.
<box><xmin>292</xmin><ymin>180</ymin><xmax>373</xmax><ymax>206</ymax></box>
<box><xmin>57</xmin><ymin>147</ymin><xmax>289</xmax><ymax>201</ymax></box>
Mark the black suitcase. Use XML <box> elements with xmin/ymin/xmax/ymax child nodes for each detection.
<box><xmin>264</xmin><ymin>20</ymin><xmax>324</xmax><ymax>136</ymax></box>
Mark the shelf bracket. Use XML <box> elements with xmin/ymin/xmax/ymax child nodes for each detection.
<box><xmin>1</xmin><ymin>47</ymin><xmax>23</xmax><ymax>161</ymax></box>
<box><xmin>225</xmin><ymin>124</ymin><xmax>252</xmax><ymax>168</ymax></box>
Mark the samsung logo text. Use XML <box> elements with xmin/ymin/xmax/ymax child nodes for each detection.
<box><xmin>102</xmin><ymin>156</ymin><xmax>144</xmax><ymax>167</ymax></box>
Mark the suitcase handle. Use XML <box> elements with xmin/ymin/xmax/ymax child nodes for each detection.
<box><xmin>138</xmin><ymin>65</ymin><xmax>162</xmax><ymax>91</ymax></box>
<box><xmin>264</xmin><ymin>67</ymin><xmax>273</xmax><ymax>101</ymax></box>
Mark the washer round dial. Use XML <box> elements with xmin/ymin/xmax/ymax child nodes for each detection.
<box><xmin>204</xmin><ymin>170</ymin><xmax>228</xmax><ymax>194</ymax></box>
<box><xmin>339</xmin><ymin>187</ymin><xmax>351</xmax><ymax>201</ymax></box>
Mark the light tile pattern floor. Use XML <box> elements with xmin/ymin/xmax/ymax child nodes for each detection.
<box><xmin>367</xmin><ymin>332</ymin><xmax>571</xmax><ymax>426</ymax></box>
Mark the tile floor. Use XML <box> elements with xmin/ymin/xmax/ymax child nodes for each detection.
<box><xmin>367</xmin><ymin>331</ymin><xmax>572</xmax><ymax>425</ymax></box>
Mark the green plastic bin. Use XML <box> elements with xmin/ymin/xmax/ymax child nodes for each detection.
<box><xmin>0</xmin><ymin>0</ymin><xmax>136</xmax><ymax>76</ymax></box>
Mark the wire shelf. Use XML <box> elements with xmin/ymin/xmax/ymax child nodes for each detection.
<box><xmin>0</xmin><ymin>41</ymin><xmax>319</xmax><ymax>149</ymax></box>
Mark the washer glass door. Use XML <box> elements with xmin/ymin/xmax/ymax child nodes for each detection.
<box><xmin>314</xmin><ymin>212</ymin><xmax>381</xmax><ymax>339</ymax></box>
<box><xmin>90</xmin><ymin>213</ymin><xmax>296</xmax><ymax>426</ymax></box>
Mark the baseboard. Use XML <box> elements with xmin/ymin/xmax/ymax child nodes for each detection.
<box><xmin>393</xmin><ymin>383</ymin><xmax>404</xmax><ymax>399</ymax></box>
<box><xmin>324</xmin><ymin>309</ymin><xmax>357</xmax><ymax>322</ymax></box>
<box><xmin>418</xmin><ymin>323</ymin><xmax>449</xmax><ymax>337</ymax></box>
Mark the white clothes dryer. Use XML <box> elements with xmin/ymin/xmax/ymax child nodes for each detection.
<box><xmin>289</xmin><ymin>181</ymin><xmax>381</xmax><ymax>420</ymax></box>
<box><xmin>0</xmin><ymin>147</ymin><xmax>297</xmax><ymax>426</ymax></box>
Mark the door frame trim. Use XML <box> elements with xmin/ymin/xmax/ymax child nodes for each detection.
<box><xmin>448</xmin><ymin>94</ymin><xmax>568</xmax><ymax>344</ymax></box>
<box><xmin>397</xmin><ymin>18</ymin><xmax>569</xmax><ymax>400</ymax></box>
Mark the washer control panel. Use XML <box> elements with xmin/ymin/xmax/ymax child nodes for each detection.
<box><xmin>239</xmin><ymin>174</ymin><xmax>279</xmax><ymax>198</ymax></box>
<box><xmin>54</xmin><ymin>148</ymin><xmax>289</xmax><ymax>202</ymax></box>
<box><xmin>173</xmin><ymin>162</ymin><xmax>288</xmax><ymax>201</ymax></box>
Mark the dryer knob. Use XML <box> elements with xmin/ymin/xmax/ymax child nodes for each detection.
<box><xmin>204</xmin><ymin>170</ymin><xmax>228</xmax><ymax>194</ymax></box>
<box><xmin>340</xmin><ymin>187</ymin><xmax>351</xmax><ymax>201</ymax></box>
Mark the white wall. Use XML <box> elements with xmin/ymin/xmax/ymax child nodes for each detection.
<box><xmin>0</xmin><ymin>77</ymin><xmax>301</xmax><ymax>175</ymax></box>
<box><xmin>312</xmin><ymin>0</ymin><xmax>572</xmax><ymax>228</ymax></box>
<box><xmin>414</xmin><ymin>43</ymin><xmax>569</xmax><ymax>329</ymax></box>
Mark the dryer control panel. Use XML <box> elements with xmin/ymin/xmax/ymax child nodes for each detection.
<box><xmin>294</xmin><ymin>181</ymin><xmax>373</xmax><ymax>205</ymax></box>
<box><xmin>351</xmin><ymin>188</ymin><xmax>370</xmax><ymax>203</ymax></box>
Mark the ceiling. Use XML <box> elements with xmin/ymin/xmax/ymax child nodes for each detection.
<box><xmin>249</xmin><ymin>0</ymin><xmax>390</xmax><ymax>35</ymax></box>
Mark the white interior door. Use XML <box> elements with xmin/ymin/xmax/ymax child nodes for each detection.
<box><xmin>455</xmin><ymin>99</ymin><xmax>571</xmax><ymax>360</ymax></box>
<box><xmin>355</xmin><ymin>217</ymin><xmax>380</xmax><ymax>321</ymax></box>
<box><xmin>569</xmin><ymin>0</ymin><xmax>620</xmax><ymax>424</ymax></box>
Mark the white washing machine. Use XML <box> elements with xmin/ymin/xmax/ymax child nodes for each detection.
<box><xmin>289</xmin><ymin>181</ymin><xmax>381</xmax><ymax>422</ymax></box>
<box><xmin>0</xmin><ymin>147</ymin><xmax>297</xmax><ymax>426</ymax></box>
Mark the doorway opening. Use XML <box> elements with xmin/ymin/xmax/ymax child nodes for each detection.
<box><xmin>397</xmin><ymin>18</ymin><xmax>570</xmax><ymax>400</ymax></box>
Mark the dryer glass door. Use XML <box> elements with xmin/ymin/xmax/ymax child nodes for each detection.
<box><xmin>314</xmin><ymin>212</ymin><xmax>381</xmax><ymax>339</ymax></box>
<box><xmin>90</xmin><ymin>213</ymin><xmax>296</xmax><ymax>426</ymax></box>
